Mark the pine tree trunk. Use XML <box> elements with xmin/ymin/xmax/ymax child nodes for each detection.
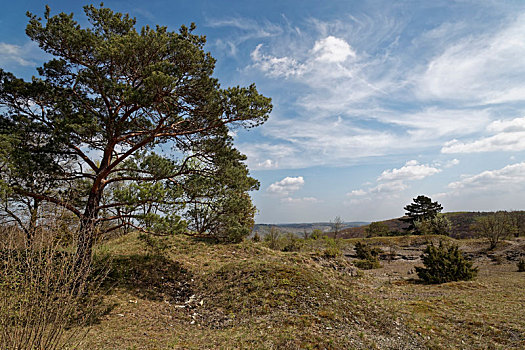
<box><xmin>75</xmin><ymin>186</ymin><xmax>102</xmax><ymax>270</ymax></box>
<box><xmin>26</xmin><ymin>199</ymin><xmax>40</xmax><ymax>242</ymax></box>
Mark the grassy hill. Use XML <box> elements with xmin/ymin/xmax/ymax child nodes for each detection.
<box><xmin>340</xmin><ymin>211</ymin><xmax>525</xmax><ymax>238</ymax></box>
<box><xmin>70</xmin><ymin>232</ymin><xmax>525</xmax><ymax>349</ymax></box>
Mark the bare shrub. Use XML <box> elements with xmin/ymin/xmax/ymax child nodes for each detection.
<box><xmin>264</xmin><ymin>226</ymin><xmax>282</xmax><ymax>250</ymax></box>
<box><xmin>0</xmin><ymin>224</ymin><xmax>101</xmax><ymax>349</ymax></box>
<box><xmin>330</xmin><ymin>216</ymin><xmax>344</xmax><ymax>239</ymax></box>
<box><xmin>472</xmin><ymin>211</ymin><xmax>512</xmax><ymax>250</ymax></box>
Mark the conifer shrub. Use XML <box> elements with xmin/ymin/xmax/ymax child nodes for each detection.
<box><xmin>354</xmin><ymin>241</ymin><xmax>382</xmax><ymax>260</ymax></box>
<box><xmin>353</xmin><ymin>241</ymin><xmax>382</xmax><ymax>269</ymax></box>
<box><xmin>353</xmin><ymin>258</ymin><xmax>381</xmax><ymax>269</ymax></box>
<box><xmin>416</xmin><ymin>241</ymin><xmax>477</xmax><ymax>284</ymax></box>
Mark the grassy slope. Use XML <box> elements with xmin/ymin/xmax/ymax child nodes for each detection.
<box><xmin>80</xmin><ymin>234</ymin><xmax>525</xmax><ymax>349</ymax></box>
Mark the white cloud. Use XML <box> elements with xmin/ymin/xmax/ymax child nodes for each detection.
<box><xmin>386</xmin><ymin>107</ymin><xmax>492</xmax><ymax>140</ymax></box>
<box><xmin>444</xmin><ymin>159</ymin><xmax>460</xmax><ymax>168</ymax></box>
<box><xmin>250</xmin><ymin>35</ymin><xmax>357</xmax><ymax>78</ymax></box>
<box><xmin>250</xmin><ymin>44</ymin><xmax>305</xmax><ymax>78</ymax></box>
<box><xmin>207</xmin><ymin>17</ymin><xmax>283</xmax><ymax>57</ymax></box>
<box><xmin>370</xmin><ymin>180</ymin><xmax>408</xmax><ymax>194</ymax></box>
<box><xmin>312</xmin><ymin>36</ymin><xmax>356</xmax><ymax>62</ymax></box>
<box><xmin>242</xmin><ymin>105</ymin><xmax>494</xmax><ymax>169</ymax></box>
<box><xmin>257</xmin><ymin>159</ymin><xmax>278</xmax><ymax>169</ymax></box>
<box><xmin>447</xmin><ymin>162</ymin><xmax>525</xmax><ymax>194</ymax></box>
<box><xmin>251</xmin><ymin>34</ymin><xmax>394</xmax><ymax>106</ymax></box>
<box><xmin>378</xmin><ymin>160</ymin><xmax>441</xmax><ymax>182</ymax></box>
<box><xmin>207</xmin><ymin>17</ymin><xmax>282</xmax><ymax>36</ymax></box>
<box><xmin>264</xmin><ymin>116</ymin><xmax>399</xmax><ymax>158</ymax></box>
<box><xmin>442</xmin><ymin>134</ymin><xmax>525</xmax><ymax>153</ymax></box>
<box><xmin>247</xmin><ymin>25</ymin><xmax>496</xmax><ymax>169</ymax></box>
<box><xmin>241</xmin><ymin>8</ymin><xmax>525</xmax><ymax>173</ymax></box>
<box><xmin>487</xmin><ymin>117</ymin><xmax>525</xmax><ymax>133</ymax></box>
<box><xmin>0</xmin><ymin>42</ymin><xmax>37</xmax><ymax>67</ymax></box>
<box><xmin>267</xmin><ymin>176</ymin><xmax>304</xmax><ymax>196</ymax></box>
<box><xmin>347</xmin><ymin>189</ymin><xmax>367</xmax><ymax>197</ymax></box>
<box><xmin>345</xmin><ymin>159</ymin><xmax>444</xmax><ymax>201</ymax></box>
<box><xmin>415</xmin><ymin>14</ymin><xmax>525</xmax><ymax>104</ymax></box>
<box><xmin>280</xmin><ymin>196</ymin><xmax>321</xmax><ymax>204</ymax></box>
<box><xmin>442</xmin><ymin>117</ymin><xmax>525</xmax><ymax>153</ymax></box>
<box><xmin>237</xmin><ymin>142</ymin><xmax>296</xmax><ymax>170</ymax></box>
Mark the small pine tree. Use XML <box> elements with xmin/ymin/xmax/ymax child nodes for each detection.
<box><xmin>353</xmin><ymin>258</ymin><xmax>381</xmax><ymax>269</ymax></box>
<box><xmin>416</xmin><ymin>241</ymin><xmax>477</xmax><ymax>284</ymax></box>
<box><xmin>354</xmin><ymin>241</ymin><xmax>382</xmax><ymax>260</ymax></box>
<box><xmin>401</xmin><ymin>195</ymin><xmax>443</xmax><ymax>234</ymax></box>
<box><xmin>353</xmin><ymin>241</ymin><xmax>382</xmax><ymax>269</ymax></box>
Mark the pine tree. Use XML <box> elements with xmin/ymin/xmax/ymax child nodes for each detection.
<box><xmin>401</xmin><ymin>195</ymin><xmax>443</xmax><ymax>234</ymax></box>
<box><xmin>0</xmin><ymin>4</ymin><xmax>272</xmax><ymax>264</ymax></box>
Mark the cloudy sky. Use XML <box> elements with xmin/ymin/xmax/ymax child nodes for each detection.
<box><xmin>3</xmin><ymin>0</ymin><xmax>525</xmax><ymax>223</ymax></box>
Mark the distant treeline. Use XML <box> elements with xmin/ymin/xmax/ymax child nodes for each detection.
<box><xmin>253</xmin><ymin>222</ymin><xmax>369</xmax><ymax>236</ymax></box>
<box><xmin>341</xmin><ymin>211</ymin><xmax>525</xmax><ymax>239</ymax></box>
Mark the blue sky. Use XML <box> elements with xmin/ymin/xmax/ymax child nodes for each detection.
<box><xmin>3</xmin><ymin>1</ymin><xmax>525</xmax><ymax>223</ymax></box>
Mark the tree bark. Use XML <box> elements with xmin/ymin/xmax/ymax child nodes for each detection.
<box><xmin>27</xmin><ymin>199</ymin><xmax>40</xmax><ymax>241</ymax></box>
<box><xmin>75</xmin><ymin>183</ymin><xmax>103</xmax><ymax>269</ymax></box>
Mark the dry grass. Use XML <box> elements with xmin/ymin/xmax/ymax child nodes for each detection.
<box><xmin>76</xmin><ymin>233</ymin><xmax>524</xmax><ymax>349</ymax></box>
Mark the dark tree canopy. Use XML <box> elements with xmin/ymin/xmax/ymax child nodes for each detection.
<box><xmin>0</xmin><ymin>4</ymin><xmax>272</xmax><ymax>260</ymax></box>
<box><xmin>401</xmin><ymin>195</ymin><xmax>443</xmax><ymax>234</ymax></box>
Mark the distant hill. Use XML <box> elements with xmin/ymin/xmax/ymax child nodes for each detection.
<box><xmin>340</xmin><ymin>211</ymin><xmax>525</xmax><ymax>239</ymax></box>
<box><xmin>254</xmin><ymin>222</ymin><xmax>369</xmax><ymax>237</ymax></box>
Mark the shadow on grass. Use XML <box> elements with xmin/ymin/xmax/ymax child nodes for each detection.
<box><xmin>189</xmin><ymin>235</ymin><xmax>222</xmax><ymax>245</ymax></box>
<box><xmin>94</xmin><ymin>253</ymin><xmax>194</xmax><ymax>303</ymax></box>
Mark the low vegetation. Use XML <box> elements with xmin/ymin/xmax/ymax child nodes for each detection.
<box><xmin>415</xmin><ymin>241</ymin><xmax>477</xmax><ymax>284</ymax></box>
<box><xmin>518</xmin><ymin>258</ymin><xmax>525</xmax><ymax>272</ymax></box>
<box><xmin>472</xmin><ymin>211</ymin><xmax>514</xmax><ymax>249</ymax></box>
<box><xmin>0</xmin><ymin>224</ymin><xmax>523</xmax><ymax>349</ymax></box>
<box><xmin>0</xmin><ymin>2</ymin><xmax>522</xmax><ymax>347</ymax></box>
<box><xmin>353</xmin><ymin>241</ymin><xmax>382</xmax><ymax>269</ymax></box>
<box><xmin>0</xmin><ymin>227</ymin><xmax>102</xmax><ymax>349</ymax></box>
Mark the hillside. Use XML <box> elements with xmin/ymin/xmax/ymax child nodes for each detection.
<box><xmin>340</xmin><ymin>211</ymin><xmax>525</xmax><ymax>238</ymax></box>
<box><xmin>254</xmin><ymin>222</ymin><xmax>369</xmax><ymax>236</ymax></box>
<box><xmin>72</xmin><ymin>233</ymin><xmax>525</xmax><ymax>349</ymax></box>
